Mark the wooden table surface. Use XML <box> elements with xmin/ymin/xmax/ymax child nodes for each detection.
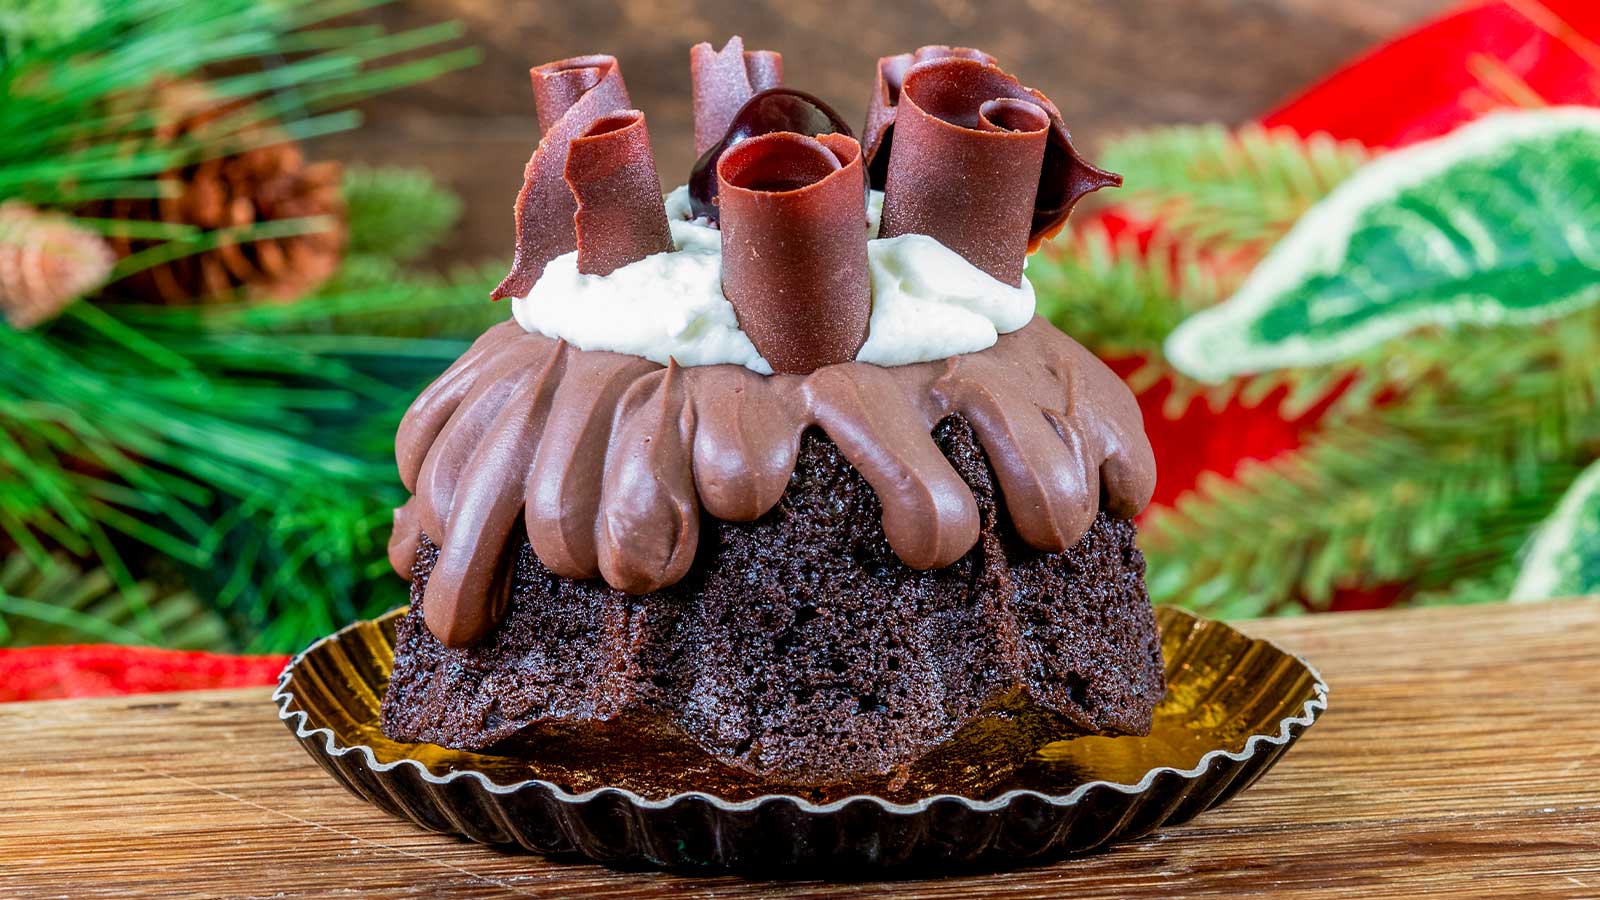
<box><xmin>322</xmin><ymin>0</ymin><xmax>1454</xmax><ymax>268</ymax></box>
<box><xmin>3</xmin><ymin>600</ymin><xmax>1598</xmax><ymax>899</ymax></box>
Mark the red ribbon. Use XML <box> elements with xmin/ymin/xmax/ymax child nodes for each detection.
<box><xmin>1111</xmin><ymin>0</ymin><xmax>1600</xmax><ymax>609</ymax></box>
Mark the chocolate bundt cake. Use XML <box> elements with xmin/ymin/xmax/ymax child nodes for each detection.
<box><xmin>378</xmin><ymin>38</ymin><xmax>1163</xmax><ymax>793</ymax></box>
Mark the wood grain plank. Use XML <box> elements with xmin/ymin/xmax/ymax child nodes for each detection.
<box><xmin>3</xmin><ymin>601</ymin><xmax>1598</xmax><ymax>899</ymax></box>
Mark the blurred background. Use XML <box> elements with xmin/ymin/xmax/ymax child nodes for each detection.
<box><xmin>2</xmin><ymin>0</ymin><xmax>1597</xmax><ymax>699</ymax></box>
<box><xmin>320</xmin><ymin>0</ymin><xmax>1450</xmax><ymax>266</ymax></box>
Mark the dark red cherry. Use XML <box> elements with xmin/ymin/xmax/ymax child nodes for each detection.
<box><xmin>688</xmin><ymin>88</ymin><xmax>861</xmax><ymax>222</ymax></box>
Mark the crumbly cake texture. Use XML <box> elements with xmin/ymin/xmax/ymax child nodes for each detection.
<box><xmin>380</xmin><ymin>416</ymin><xmax>1164</xmax><ymax>787</ymax></box>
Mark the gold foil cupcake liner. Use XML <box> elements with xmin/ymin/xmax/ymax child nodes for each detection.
<box><xmin>274</xmin><ymin>606</ymin><xmax>1327</xmax><ymax>872</ymax></box>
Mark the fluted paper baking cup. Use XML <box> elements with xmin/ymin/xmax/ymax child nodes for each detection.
<box><xmin>274</xmin><ymin>605</ymin><xmax>1326</xmax><ymax>872</ymax></box>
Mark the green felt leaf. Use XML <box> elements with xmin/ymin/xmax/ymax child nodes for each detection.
<box><xmin>1511</xmin><ymin>459</ymin><xmax>1600</xmax><ymax>602</ymax></box>
<box><xmin>1165</xmin><ymin>108</ymin><xmax>1600</xmax><ymax>382</ymax></box>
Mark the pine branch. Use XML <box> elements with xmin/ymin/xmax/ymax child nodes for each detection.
<box><xmin>1031</xmin><ymin>222</ymin><xmax>1248</xmax><ymax>404</ymax></box>
<box><xmin>1099</xmin><ymin>123</ymin><xmax>1371</xmax><ymax>251</ymax></box>
<box><xmin>195</xmin><ymin>468</ymin><xmax>412</xmax><ymax>652</ymax></box>
<box><xmin>128</xmin><ymin>261</ymin><xmax>509</xmax><ymax>341</ymax></box>
<box><xmin>0</xmin><ymin>553</ymin><xmax>232</xmax><ymax>650</ymax></box>
<box><xmin>0</xmin><ymin>0</ymin><xmax>492</xmax><ymax>651</ymax></box>
<box><xmin>0</xmin><ymin>0</ymin><xmax>479</xmax><ymax>287</ymax></box>
<box><xmin>1411</xmin><ymin>566</ymin><xmax>1522</xmax><ymax>607</ymax></box>
<box><xmin>1143</xmin><ymin>306</ymin><xmax>1600</xmax><ymax>615</ymax></box>
<box><xmin>0</xmin><ymin>0</ymin><xmax>101</xmax><ymax>60</ymax></box>
<box><xmin>1145</xmin><ymin>424</ymin><xmax>1580</xmax><ymax>617</ymax></box>
<box><xmin>0</xmin><ymin>282</ymin><xmax>485</xmax><ymax>649</ymax></box>
<box><xmin>1032</xmin><ymin>221</ymin><xmax>1218</xmax><ymax>356</ymax></box>
<box><xmin>1032</xmin><ymin>126</ymin><xmax>1372</xmax><ymax>416</ymax></box>
<box><xmin>1031</xmin><ymin>219</ymin><xmax>1388</xmax><ymax>420</ymax></box>
<box><xmin>342</xmin><ymin>165</ymin><xmax>462</xmax><ymax>263</ymax></box>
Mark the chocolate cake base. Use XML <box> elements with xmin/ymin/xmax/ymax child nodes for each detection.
<box><xmin>380</xmin><ymin>416</ymin><xmax>1164</xmax><ymax>794</ymax></box>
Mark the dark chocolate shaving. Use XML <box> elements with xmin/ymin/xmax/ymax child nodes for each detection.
<box><xmin>690</xmin><ymin>36</ymin><xmax>783</xmax><ymax>157</ymax></box>
<box><xmin>687</xmin><ymin>88</ymin><xmax>857</xmax><ymax>223</ymax></box>
<box><xmin>492</xmin><ymin>55</ymin><xmax>632</xmax><ymax>301</ymax></box>
<box><xmin>565</xmin><ymin>110</ymin><xmax>673</xmax><ymax>276</ymax></box>
<box><xmin>717</xmin><ymin>132</ymin><xmax>870</xmax><ymax>375</ymax></box>
<box><xmin>866</xmin><ymin>49</ymin><xmax>1120</xmax><ymax>251</ymax></box>
<box><xmin>878</xmin><ymin>59</ymin><xmax>1052</xmax><ymax>286</ymax></box>
<box><xmin>862</xmin><ymin>45</ymin><xmax>994</xmax><ymax>189</ymax></box>
<box><xmin>531</xmin><ymin>55</ymin><xmax>613</xmax><ymax>133</ymax></box>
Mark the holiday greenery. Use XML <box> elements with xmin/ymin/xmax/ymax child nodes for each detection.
<box><xmin>1033</xmin><ymin>110</ymin><xmax>1600</xmax><ymax>618</ymax></box>
<box><xmin>1166</xmin><ymin>109</ymin><xmax>1600</xmax><ymax>381</ymax></box>
<box><xmin>0</xmin><ymin>0</ymin><xmax>495</xmax><ymax>651</ymax></box>
<box><xmin>2</xmin><ymin>0</ymin><xmax>1595</xmax><ymax>656</ymax></box>
<box><xmin>1512</xmin><ymin>456</ymin><xmax>1600</xmax><ymax>602</ymax></box>
<box><xmin>0</xmin><ymin>551</ymin><xmax>228</xmax><ymax>649</ymax></box>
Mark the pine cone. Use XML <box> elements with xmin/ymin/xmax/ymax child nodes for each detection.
<box><xmin>97</xmin><ymin>82</ymin><xmax>346</xmax><ymax>305</ymax></box>
<box><xmin>0</xmin><ymin>203</ymin><xmax>116</xmax><ymax>330</ymax></box>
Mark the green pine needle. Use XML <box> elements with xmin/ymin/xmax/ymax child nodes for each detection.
<box><xmin>1032</xmin><ymin>221</ymin><xmax>1232</xmax><ymax>400</ymax></box>
<box><xmin>0</xmin><ymin>0</ymin><xmax>103</xmax><ymax>62</ymax></box>
<box><xmin>1100</xmin><ymin>123</ymin><xmax>1371</xmax><ymax>251</ymax></box>
<box><xmin>343</xmin><ymin>165</ymin><xmax>463</xmax><ymax>263</ymax></box>
<box><xmin>0</xmin><ymin>0</ymin><xmax>496</xmax><ymax>652</ymax></box>
<box><xmin>0</xmin><ymin>275</ymin><xmax>493</xmax><ymax>651</ymax></box>
<box><xmin>0</xmin><ymin>0</ymin><xmax>479</xmax><ymax>264</ymax></box>
<box><xmin>1032</xmin><ymin>222</ymin><xmax>1213</xmax><ymax>356</ymax></box>
<box><xmin>0</xmin><ymin>553</ymin><xmax>231</xmax><ymax>650</ymax></box>
<box><xmin>1143</xmin><ymin>305</ymin><xmax>1600</xmax><ymax>615</ymax></box>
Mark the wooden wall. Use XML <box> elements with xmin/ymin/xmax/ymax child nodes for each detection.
<box><xmin>317</xmin><ymin>0</ymin><xmax>1451</xmax><ymax>267</ymax></box>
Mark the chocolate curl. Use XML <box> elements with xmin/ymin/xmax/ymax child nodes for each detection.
<box><xmin>862</xmin><ymin>45</ymin><xmax>994</xmax><ymax>188</ymax></box>
<box><xmin>878</xmin><ymin>59</ymin><xmax>1053</xmax><ymax>286</ymax></box>
<box><xmin>691</xmin><ymin>36</ymin><xmax>783</xmax><ymax>156</ymax></box>
<box><xmin>564</xmin><ymin>110</ymin><xmax>673</xmax><ymax>276</ymax></box>
<box><xmin>717</xmin><ymin>132</ymin><xmax>869</xmax><ymax>375</ymax></box>
<box><xmin>870</xmin><ymin>53</ymin><xmax>1121</xmax><ymax>253</ymax></box>
<box><xmin>688</xmin><ymin>88</ymin><xmax>858</xmax><ymax>224</ymax></box>
<box><xmin>492</xmin><ymin>55</ymin><xmax>632</xmax><ymax>301</ymax></box>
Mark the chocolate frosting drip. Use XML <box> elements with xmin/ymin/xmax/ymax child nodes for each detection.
<box><xmin>717</xmin><ymin>132</ymin><xmax>870</xmax><ymax>373</ymax></box>
<box><xmin>862</xmin><ymin>47</ymin><xmax>1121</xmax><ymax>249</ymax></box>
<box><xmin>566</xmin><ymin>110</ymin><xmax>673</xmax><ymax>276</ymax></box>
<box><xmin>492</xmin><ymin>55</ymin><xmax>632</xmax><ymax>300</ymax></box>
<box><xmin>690</xmin><ymin>37</ymin><xmax>783</xmax><ymax>156</ymax></box>
<box><xmin>391</xmin><ymin>318</ymin><xmax>1156</xmax><ymax>647</ymax></box>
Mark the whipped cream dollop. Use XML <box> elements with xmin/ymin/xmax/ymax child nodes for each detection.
<box><xmin>512</xmin><ymin>186</ymin><xmax>1035</xmax><ymax>374</ymax></box>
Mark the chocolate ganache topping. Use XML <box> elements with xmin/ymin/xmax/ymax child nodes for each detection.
<box><xmin>398</xmin><ymin>40</ymin><xmax>1151</xmax><ymax>648</ymax></box>
<box><xmin>391</xmin><ymin>318</ymin><xmax>1154</xmax><ymax>647</ymax></box>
